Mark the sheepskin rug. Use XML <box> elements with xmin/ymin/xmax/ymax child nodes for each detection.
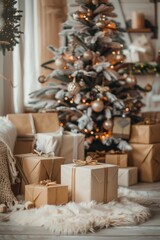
<box><xmin>9</xmin><ymin>197</ymin><xmax>151</xmax><ymax>235</ymax></box>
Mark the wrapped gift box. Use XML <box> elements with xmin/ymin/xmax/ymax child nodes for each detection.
<box><xmin>142</xmin><ymin>112</ymin><xmax>160</xmax><ymax>122</ymax></box>
<box><xmin>7</xmin><ymin>112</ymin><xmax>60</xmax><ymax>154</ymax></box>
<box><xmin>25</xmin><ymin>183</ymin><xmax>68</xmax><ymax>207</ymax></box>
<box><xmin>7</xmin><ymin>112</ymin><xmax>59</xmax><ymax>137</ymax></box>
<box><xmin>112</xmin><ymin>117</ymin><xmax>131</xmax><ymax>140</ymax></box>
<box><xmin>129</xmin><ymin>123</ymin><xmax>160</xmax><ymax>144</ymax></box>
<box><xmin>36</xmin><ymin>131</ymin><xmax>85</xmax><ymax>164</ymax></box>
<box><xmin>128</xmin><ymin>143</ymin><xmax>160</xmax><ymax>182</ymax></box>
<box><xmin>61</xmin><ymin>163</ymin><xmax>118</xmax><ymax>203</ymax></box>
<box><xmin>105</xmin><ymin>152</ymin><xmax>128</xmax><ymax>168</ymax></box>
<box><xmin>15</xmin><ymin>153</ymin><xmax>65</xmax><ymax>193</ymax></box>
<box><xmin>14</xmin><ymin>137</ymin><xmax>35</xmax><ymax>154</ymax></box>
<box><xmin>118</xmin><ymin>167</ymin><xmax>138</xmax><ymax>187</ymax></box>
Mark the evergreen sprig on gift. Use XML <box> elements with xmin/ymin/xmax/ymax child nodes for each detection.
<box><xmin>0</xmin><ymin>0</ymin><xmax>23</xmax><ymax>55</ymax></box>
<box><xmin>29</xmin><ymin>0</ymin><xmax>152</xmax><ymax>152</ymax></box>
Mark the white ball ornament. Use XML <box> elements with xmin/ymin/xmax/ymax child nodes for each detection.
<box><xmin>91</xmin><ymin>99</ymin><xmax>104</xmax><ymax>112</ymax></box>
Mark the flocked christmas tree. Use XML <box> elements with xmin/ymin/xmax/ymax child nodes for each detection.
<box><xmin>29</xmin><ymin>0</ymin><xmax>152</xmax><ymax>153</ymax></box>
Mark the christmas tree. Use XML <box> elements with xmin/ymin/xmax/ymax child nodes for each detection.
<box><xmin>29</xmin><ymin>0</ymin><xmax>151</xmax><ymax>153</ymax></box>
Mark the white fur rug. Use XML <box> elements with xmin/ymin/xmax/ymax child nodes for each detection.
<box><xmin>9</xmin><ymin>197</ymin><xmax>151</xmax><ymax>235</ymax></box>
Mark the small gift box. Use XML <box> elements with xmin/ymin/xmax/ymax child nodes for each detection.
<box><xmin>61</xmin><ymin>162</ymin><xmax>118</xmax><ymax>203</ymax></box>
<box><xmin>112</xmin><ymin>117</ymin><xmax>131</xmax><ymax>140</ymax></box>
<box><xmin>118</xmin><ymin>167</ymin><xmax>138</xmax><ymax>187</ymax></box>
<box><xmin>36</xmin><ymin>131</ymin><xmax>85</xmax><ymax>164</ymax></box>
<box><xmin>128</xmin><ymin>143</ymin><xmax>160</xmax><ymax>182</ymax></box>
<box><xmin>15</xmin><ymin>153</ymin><xmax>65</xmax><ymax>193</ymax></box>
<box><xmin>129</xmin><ymin>122</ymin><xmax>160</xmax><ymax>144</ymax></box>
<box><xmin>105</xmin><ymin>151</ymin><xmax>128</xmax><ymax>168</ymax></box>
<box><xmin>25</xmin><ymin>183</ymin><xmax>68</xmax><ymax>207</ymax></box>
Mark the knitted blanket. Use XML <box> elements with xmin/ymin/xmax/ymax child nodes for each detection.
<box><xmin>0</xmin><ymin>117</ymin><xmax>18</xmax><ymax>205</ymax></box>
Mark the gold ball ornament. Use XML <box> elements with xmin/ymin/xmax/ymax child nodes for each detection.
<box><xmin>55</xmin><ymin>56</ymin><xmax>66</xmax><ymax>70</ymax></box>
<box><xmin>68</xmin><ymin>81</ymin><xmax>80</xmax><ymax>95</ymax></box>
<box><xmin>103</xmin><ymin>119</ymin><xmax>113</xmax><ymax>130</ymax></box>
<box><xmin>96</xmin><ymin>20</ymin><xmax>106</xmax><ymax>28</ymax></box>
<box><xmin>38</xmin><ymin>75</ymin><xmax>46</xmax><ymax>84</ymax></box>
<box><xmin>107</xmin><ymin>22</ymin><xmax>116</xmax><ymax>29</ymax></box>
<box><xmin>91</xmin><ymin>99</ymin><xmax>104</xmax><ymax>112</ymax></box>
<box><xmin>126</xmin><ymin>75</ymin><xmax>137</xmax><ymax>87</ymax></box>
<box><xmin>145</xmin><ymin>84</ymin><xmax>152</xmax><ymax>92</ymax></box>
<box><xmin>92</xmin><ymin>0</ymin><xmax>99</xmax><ymax>5</ymax></box>
<box><xmin>116</xmin><ymin>54</ymin><xmax>124</xmax><ymax>61</ymax></box>
<box><xmin>79</xmin><ymin>79</ymin><xmax>86</xmax><ymax>87</ymax></box>
<box><xmin>83</xmin><ymin>50</ymin><xmax>93</xmax><ymax>61</ymax></box>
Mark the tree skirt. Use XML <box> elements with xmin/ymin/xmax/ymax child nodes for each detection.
<box><xmin>9</xmin><ymin>197</ymin><xmax>150</xmax><ymax>235</ymax></box>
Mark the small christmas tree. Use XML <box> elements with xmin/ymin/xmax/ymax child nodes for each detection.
<box><xmin>29</xmin><ymin>0</ymin><xmax>151</xmax><ymax>153</ymax></box>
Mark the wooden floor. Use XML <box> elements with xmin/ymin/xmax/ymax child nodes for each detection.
<box><xmin>0</xmin><ymin>183</ymin><xmax>160</xmax><ymax>240</ymax></box>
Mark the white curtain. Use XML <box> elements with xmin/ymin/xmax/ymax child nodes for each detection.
<box><xmin>0</xmin><ymin>0</ymin><xmax>67</xmax><ymax>116</ymax></box>
<box><xmin>23</xmin><ymin>0</ymin><xmax>41</xmax><ymax>106</ymax></box>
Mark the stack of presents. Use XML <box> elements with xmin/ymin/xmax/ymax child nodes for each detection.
<box><xmin>7</xmin><ymin>112</ymin><xmax>160</xmax><ymax>208</ymax></box>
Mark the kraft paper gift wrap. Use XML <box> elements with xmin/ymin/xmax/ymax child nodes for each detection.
<box><xmin>36</xmin><ymin>129</ymin><xmax>85</xmax><ymax>164</ymax></box>
<box><xmin>128</xmin><ymin>143</ymin><xmax>160</xmax><ymax>182</ymax></box>
<box><xmin>15</xmin><ymin>153</ymin><xmax>65</xmax><ymax>193</ymax></box>
<box><xmin>25</xmin><ymin>183</ymin><xmax>68</xmax><ymax>207</ymax></box>
<box><xmin>7</xmin><ymin>112</ymin><xmax>59</xmax><ymax>137</ymax></box>
<box><xmin>7</xmin><ymin>112</ymin><xmax>60</xmax><ymax>154</ymax></box>
<box><xmin>118</xmin><ymin>167</ymin><xmax>138</xmax><ymax>187</ymax></box>
<box><xmin>61</xmin><ymin>163</ymin><xmax>118</xmax><ymax>203</ymax></box>
<box><xmin>112</xmin><ymin>117</ymin><xmax>131</xmax><ymax>140</ymax></box>
<box><xmin>105</xmin><ymin>152</ymin><xmax>128</xmax><ymax>168</ymax></box>
<box><xmin>14</xmin><ymin>137</ymin><xmax>34</xmax><ymax>154</ymax></box>
<box><xmin>129</xmin><ymin>123</ymin><xmax>160</xmax><ymax>144</ymax></box>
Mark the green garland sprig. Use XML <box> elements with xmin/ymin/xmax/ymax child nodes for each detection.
<box><xmin>0</xmin><ymin>0</ymin><xmax>23</xmax><ymax>55</ymax></box>
<box><xmin>118</xmin><ymin>62</ymin><xmax>160</xmax><ymax>75</ymax></box>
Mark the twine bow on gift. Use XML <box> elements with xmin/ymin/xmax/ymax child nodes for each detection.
<box><xmin>87</xmin><ymin>150</ymin><xmax>106</xmax><ymax>162</ymax></box>
<box><xmin>73</xmin><ymin>156</ymin><xmax>97</xmax><ymax>166</ymax></box>
<box><xmin>39</xmin><ymin>179</ymin><xmax>57</xmax><ymax>186</ymax></box>
<box><xmin>34</xmin><ymin>149</ymin><xmax>55</xmax><ymax>158</ymax></box>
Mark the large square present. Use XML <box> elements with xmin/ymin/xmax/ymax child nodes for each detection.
<box><xmin>15</xmin><ymin>153</ymin><xmax>65</xmax><ymax>193</ymax></box>
<box><xmin>129</xmin><ymin>123</ymin><xmax>160</xmax><ymax>144</ymax></box>
<box><xmin>61</xmin><ymin>163</ymin><xmax>118</xmax><ymax>203</ymax></box>
<box><xmin>128</xmin><ymin>143</ymin><xmax>160</xmax><ymax>182</ymax></box>
<box><xmin>36</xmin><ymin>131</ymin><xmax>85</xmax><ymax>164</ymax></box>
<box><xmin>105</xmin><ymin>151</ymin><xmax>128</xmax><ymax>168</ymax></box>
<box><xmin>118</xmin><ymin>167</ymin><xmax>138</xmax><ymax>187</ymax></box>
<box><xmin>112</xmin><ymin>117</ymin><xmax>131</xmax><ymax>140</ymax></box>
<box><xmin>25</xmin><ymin>183</ymin><xmax>68</xmax><ymax>207</ymax></box>
<box><xmin>7</xmin><ymin>112</ymin><xmax>60</xmax><ymax>154</ymax></box>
